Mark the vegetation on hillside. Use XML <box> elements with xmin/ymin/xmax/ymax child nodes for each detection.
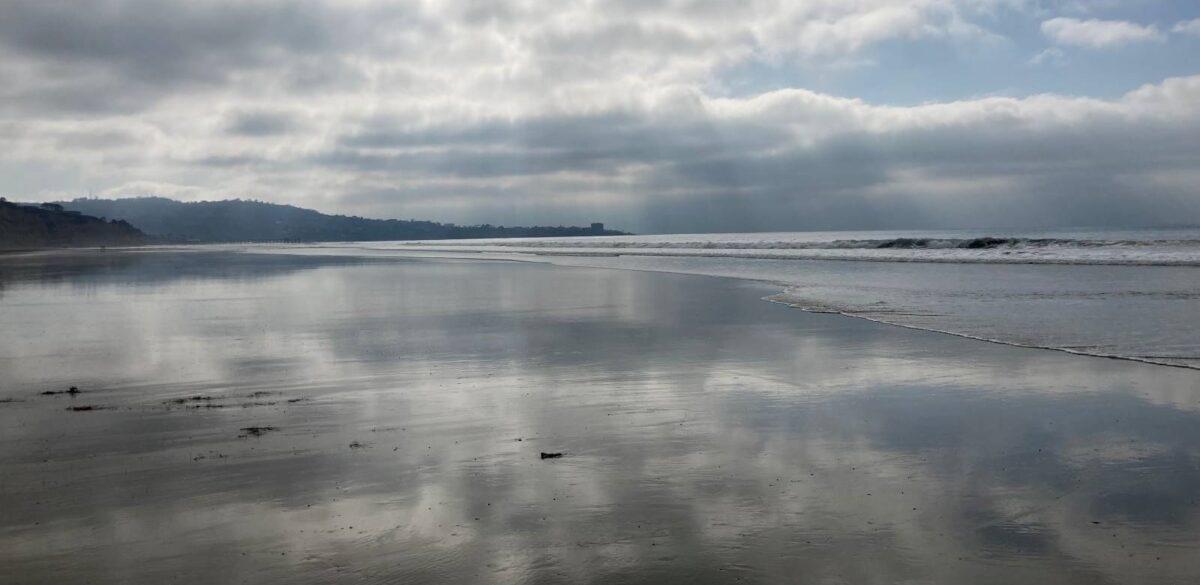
<box><xmin>0</xmin><ymin>199</ymin><xmax>147</xmax><ymax>250</ymax></box>
<box><xmin>59</xmin><ymin>197</ymin><xmax>627</xmax><ymax>243</ymax></box>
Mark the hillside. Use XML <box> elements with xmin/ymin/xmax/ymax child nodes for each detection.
<box><xmin>58</xmin><ymin>197</ymin><xmax>627</xmax><ymax>243</ymax></box>
<box><xmin>0</xmin><ymin>199</ymin><xmax>147</xmax><ymax>250</ymax></box>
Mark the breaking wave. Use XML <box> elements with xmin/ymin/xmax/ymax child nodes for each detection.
<box><xmin>395</xmin><ymin>234</ymin><xmax>1200</xmax><ymax>267</ymax></box>
<box><xmin>411</xmin><ymin>236</ymin><xmax>1200</xmax><ymax>250</ymax></box>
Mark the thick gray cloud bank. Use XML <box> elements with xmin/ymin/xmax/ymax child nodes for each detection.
<box><xmin>2</xmin><ymin>0</ymin><xmax>1199</xmax><ymax>232</ymax></box>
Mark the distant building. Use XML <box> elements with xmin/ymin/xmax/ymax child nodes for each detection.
<box><xmin>590</xmin><ymin>222</ymin><xmax>604</xmax><ymax>233</ymax></box>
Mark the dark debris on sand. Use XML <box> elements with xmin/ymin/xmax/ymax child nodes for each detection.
<box><xmin>540</xmin><ymin>452</ymin><xmax>563</xmax><ymax>459</ymax></box>
<box><xmin>165</xmin><ymin>395</ymin><xmax>216</xmax><ymax>405</ymax></box>
<box><xmin>238</xmin><ymin>426</ymin><xmax>279</xmax><ymax>438</ymax></box>
<box><xmin>41</xmin><ymin>386</ymin><xmax>82</xmax><ymax>396</ymax></box>
<box><xmin>164</xmin><ymin>394</ymin><xmax>308</xmax><ymax>410</ymax></box>
<box><xmin>67</xmin><ymin>405</ymin><xmax>108</xmax><ymax>411</ymax></box>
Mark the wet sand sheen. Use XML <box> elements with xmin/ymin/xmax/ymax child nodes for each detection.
<box><xmin>1</xmin><ymin>250</ymin><xmax>1199</xmax><ymax>584</ymax></box>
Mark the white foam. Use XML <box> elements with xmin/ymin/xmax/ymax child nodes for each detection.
<box><xmin>390</xmin><ymin>229</ymin><xmax>1200</xmax><ymax>267</ymax></box>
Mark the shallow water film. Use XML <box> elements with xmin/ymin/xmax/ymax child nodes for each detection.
<box><xmin>2</xmin><ymin>250</ymin><xmax>1199</xmax><ymax>584</ymax></box>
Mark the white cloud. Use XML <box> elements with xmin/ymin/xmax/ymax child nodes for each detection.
<box><xmin>1173</xmin><ymin>18</ymin><xmax>1200</xmax><ymax>36</ymax></box>
<box><xmin>1029</xmin><ymin>47</ymin><xmax>1068</xmax><ymax>66</ymax></box>
<box><xmin>0</xmin><ymin>1</ymin><xmax>1198</xmax><ymax>231</ymax></box>
<box><xmin>1041</xmin><ymin>17</ymin><xmax>1164</xmax><ymax>48</ymax></box>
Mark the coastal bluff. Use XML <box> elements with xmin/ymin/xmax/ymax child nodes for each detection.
<box><xmin>0</xmin><ymin>199</ymin><xmax>147</xmax><ymax>250</ymax></box>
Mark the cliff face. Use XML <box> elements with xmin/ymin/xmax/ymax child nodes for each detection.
<box><xmin>0</xmin><ymin>200</ymin><xmax>147</xmax><ymax>250</ymax></box>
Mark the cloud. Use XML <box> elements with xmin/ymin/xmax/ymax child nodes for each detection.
<box><xmin>1173</xmin><ymin>18</ymin><xmax>1200</xmax><ymax>36</ymax></box>
<box><xmin>298</xmin><ymin>75</ymin><xmax>1200</xmax><ymax>231</ymax></box>
<box><xmin>1029</xmin><ymin>47</ymin><xmax>1068</xmax><ymax>66</ymax></box>
<box><xmin>0</xmin><ymin>1</ymin><xmax>1198</xmax><ymax>232</ymax></box>
<box><xmin>224</xmin><ymin>110</ymin><xmax>304</xmax><ymax>137</ymax></box>
<box><xmin>1041</xmin><ymin>17</ymin><xmax>1164</xmax><ymax>49</ymax></box>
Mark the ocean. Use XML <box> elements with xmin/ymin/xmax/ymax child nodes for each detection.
<box><xmin>247</xmin><ymin>227</ymin><xmax>1200</xmax><ymax>369</ymax></box>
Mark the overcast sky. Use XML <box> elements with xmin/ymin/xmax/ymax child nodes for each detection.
<box><xmin>3</xmin><ymin>0</ymin><xmax>1199</xmax><ymax>232</ymax></box>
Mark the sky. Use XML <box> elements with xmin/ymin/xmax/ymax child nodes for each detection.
<box><xmin>2</xmin><ymin>0</ymin><xmax>1199</xmax><ymax>233</ymax></box>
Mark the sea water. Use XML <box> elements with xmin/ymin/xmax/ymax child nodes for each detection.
<box><xmin>264</xmin><ymin>227</ymin><xmax>1200</xmax><ymax>369</ymax></box>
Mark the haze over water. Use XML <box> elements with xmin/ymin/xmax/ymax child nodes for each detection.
<box><xmin>3</xmin><ymin>249</ymin><xmax>1200</xmax><ymax>584</ymax></box>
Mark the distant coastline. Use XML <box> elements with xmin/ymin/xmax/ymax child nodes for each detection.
<box><xmin>54</xmin><ymin>197</ymin><xmax>628</xmax><ymax>245</ymax></box>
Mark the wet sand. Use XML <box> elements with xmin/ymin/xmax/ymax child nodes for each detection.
<box><xmin>2</xmin><ymin>250</ymin><xmax>1199</xmax><ymax>584</ymax></box>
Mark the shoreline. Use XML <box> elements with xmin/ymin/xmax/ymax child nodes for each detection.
<box><xmin>237</xmin><ymin>244</ymin><xmax>1200</xmax><ymax>372</ymax></box>
<box><xmin>6</xmin><ymin>243</ymin><xmax>1196</xmax><ymax>372</ymax></box>
<box><xmin>764</xmin><ymin>293</ymin><xmax>1200</xmax><ymax>372</ymax></box>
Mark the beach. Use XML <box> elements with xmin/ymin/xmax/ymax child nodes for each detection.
<box><xmin>2</xmin><ymin>248</ymin><xmax>1200</xmax><ymax>584</ymax></box>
